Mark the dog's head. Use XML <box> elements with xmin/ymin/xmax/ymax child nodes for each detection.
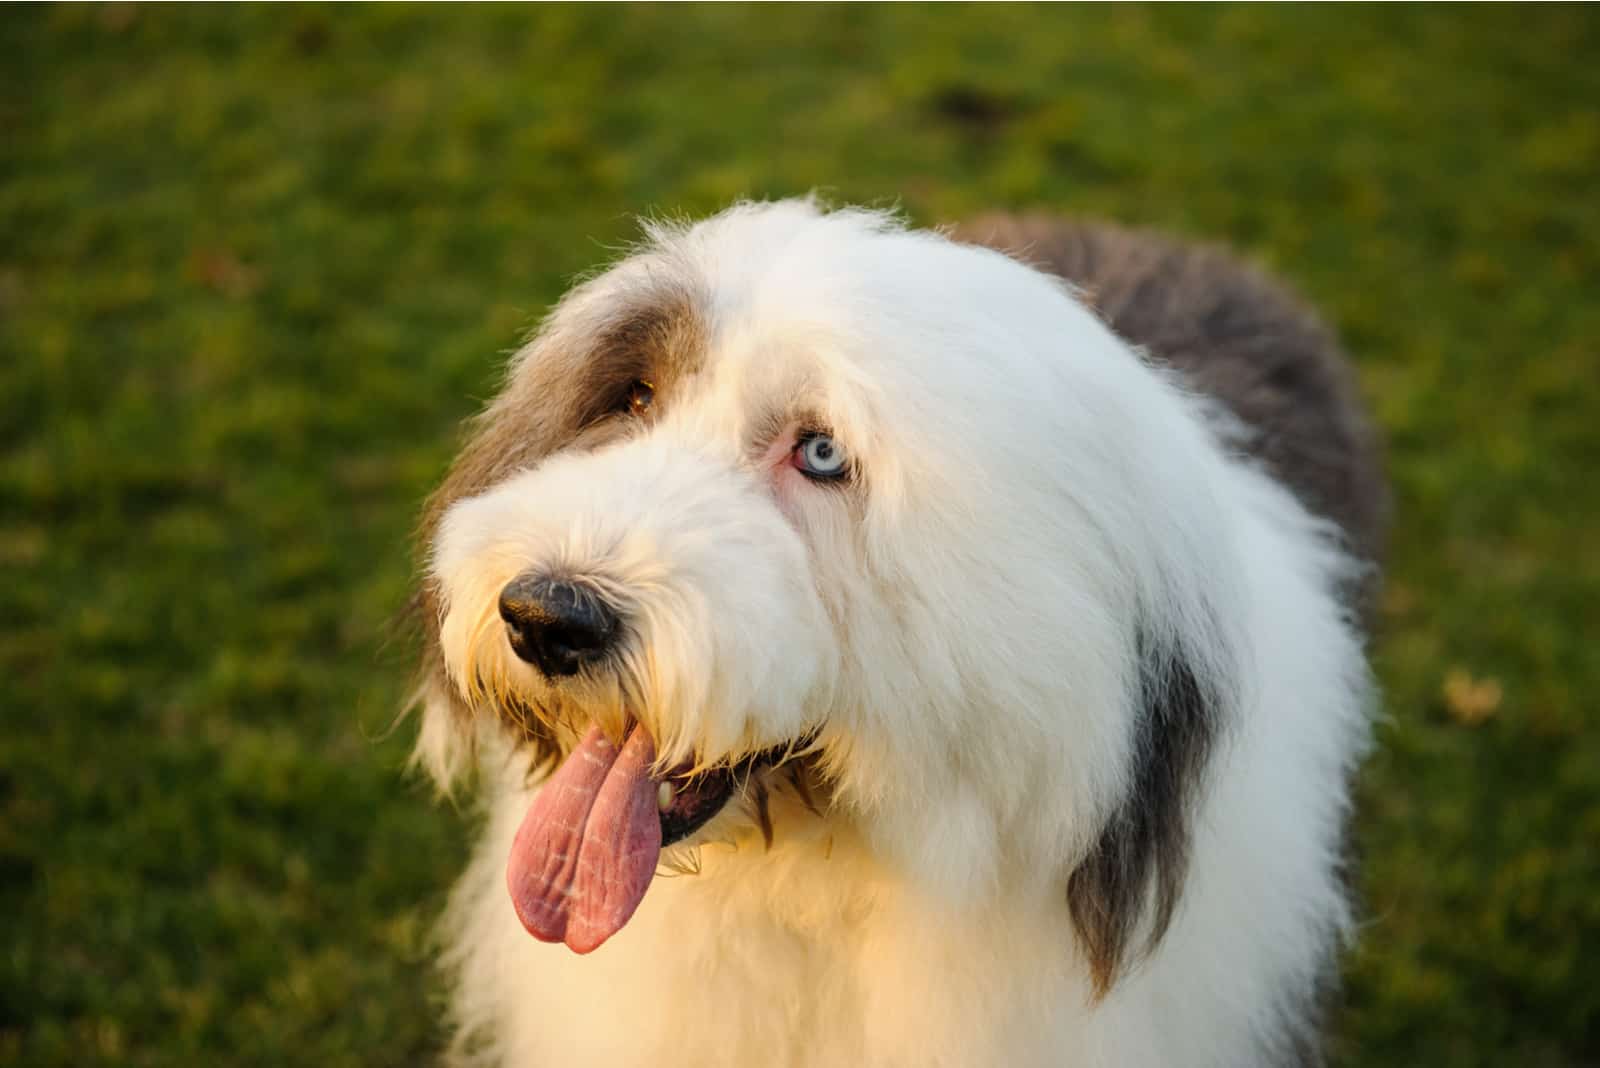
<box><xmin>411</xmin><ymin>200</ymin><xmax>1249</xmax><ymax>988</ymax></box>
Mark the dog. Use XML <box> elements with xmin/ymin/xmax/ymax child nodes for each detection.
<box><xmin>407</xmin><ymin>199</ymin><xmax>1386</xmax><ymax>1066</ymax></box>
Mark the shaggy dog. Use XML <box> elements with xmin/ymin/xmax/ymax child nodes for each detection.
<box><xmin>408</xmin><ymin>200</ymin><xmax>1385</xmax><ymax>1067</ymax></box>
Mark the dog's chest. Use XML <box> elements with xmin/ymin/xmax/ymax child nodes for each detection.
<box><xmin>481</xmin><ymin>831</ymin><xmax>1089</xmax><ymax>1067</ymax></box>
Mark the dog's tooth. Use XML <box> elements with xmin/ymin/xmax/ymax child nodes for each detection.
<box><xmin>657</xmin><ymin>781</ymin><xmax>675</xmax><ymax>812</ymax></box>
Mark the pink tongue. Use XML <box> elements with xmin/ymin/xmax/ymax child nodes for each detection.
<box><xmin>506</xmin><ymin>723</ymin><xmax>663</xmax><ymax>953</ymax></box>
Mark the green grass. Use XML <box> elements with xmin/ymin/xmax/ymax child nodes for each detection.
<box><xmin>3</xmin><ymin>5</ymin><xmax>1597</xmax><ymax>1065</ymax></box>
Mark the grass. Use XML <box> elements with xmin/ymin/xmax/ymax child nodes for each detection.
<box><xmin>3</xmin><ymin>5</ymin><xmax>1597</xmax><ymax>1065</ymax></box>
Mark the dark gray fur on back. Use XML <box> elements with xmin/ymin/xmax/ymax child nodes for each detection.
<box><xmin>955</xmin><ymin>216</ymin><xmax>1389</xmax><ymax>585</ymax></box>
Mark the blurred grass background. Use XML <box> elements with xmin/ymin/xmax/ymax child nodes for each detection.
<box><xmin>3</xmin><ymin>5</ymin><xmax>1597</xmax><ymax>1065</ymax></box>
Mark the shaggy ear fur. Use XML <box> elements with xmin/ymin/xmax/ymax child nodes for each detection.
<box><xmin>1068</xmin><ymin>626</ymin><xmax>1224</xmax><ymax>997</ymax></box>
<box><xmin>408</xmin><ymin>649</ymin><xmax>477</xmax><ymax>796</ymax></box>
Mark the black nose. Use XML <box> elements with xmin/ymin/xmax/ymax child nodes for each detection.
<box><xmin>498</xmin><ymin>575</ymin><xmax>619</xmax><ymax>678</ymax></box>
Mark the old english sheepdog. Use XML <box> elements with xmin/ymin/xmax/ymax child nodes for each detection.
<box><xmin>407</xmin><ymin>200</ymin><xmax>1386</xmax><ymax>1066</ymax></box>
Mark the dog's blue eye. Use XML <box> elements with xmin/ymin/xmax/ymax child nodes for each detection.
<box><xmin>797</xmin><ymin>433</ymin><xmax>849</xmax><ymax>480</ymax></box>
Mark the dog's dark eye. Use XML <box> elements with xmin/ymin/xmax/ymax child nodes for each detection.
<box><xmin>795</xmin><ymin>431</ymin><xmax>849</xmax><ymax>481</ymax></box>
<box><xmin>622</xmin><ymin>380</ymin><xmax>654</xmax><ymax>418</ymax></box>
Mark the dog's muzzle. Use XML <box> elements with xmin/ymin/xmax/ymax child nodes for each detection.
<box><xmin>498</xmin><ymin>574</ymin><xmax>618</xmax><ymax>678</ymax></box>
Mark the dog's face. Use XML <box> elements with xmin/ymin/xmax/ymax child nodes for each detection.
<box><xmin>415</xmin><ymin>201</ymin><xmax>1245</xmax><ymax>983</ymax></box>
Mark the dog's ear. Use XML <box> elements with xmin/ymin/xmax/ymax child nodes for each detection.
<box><xmin>409</xmin><ymin>647</ymin><xmax>477</xmax><ymax>795</ymax></box>
<box><xmin>402</xmin><ymin>542</ymin><xmax>507</xmax><ymax>793</ymax></box>
<box><xmin>1067</xmin><ymin>625</ymin><xmax>1227</xmax><ymax>998</ymax></box>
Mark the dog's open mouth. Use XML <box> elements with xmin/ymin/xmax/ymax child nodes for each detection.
<box><xmin>505</xmin><ymin>720</ymin><xmax>780</xmax><ymax>953</ymax></box>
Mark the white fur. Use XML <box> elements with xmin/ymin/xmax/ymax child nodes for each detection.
<box><xmin>416</xmin><ymin>200</ymin><xmax>1371</xmax><ymax>1066</ymax></box>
